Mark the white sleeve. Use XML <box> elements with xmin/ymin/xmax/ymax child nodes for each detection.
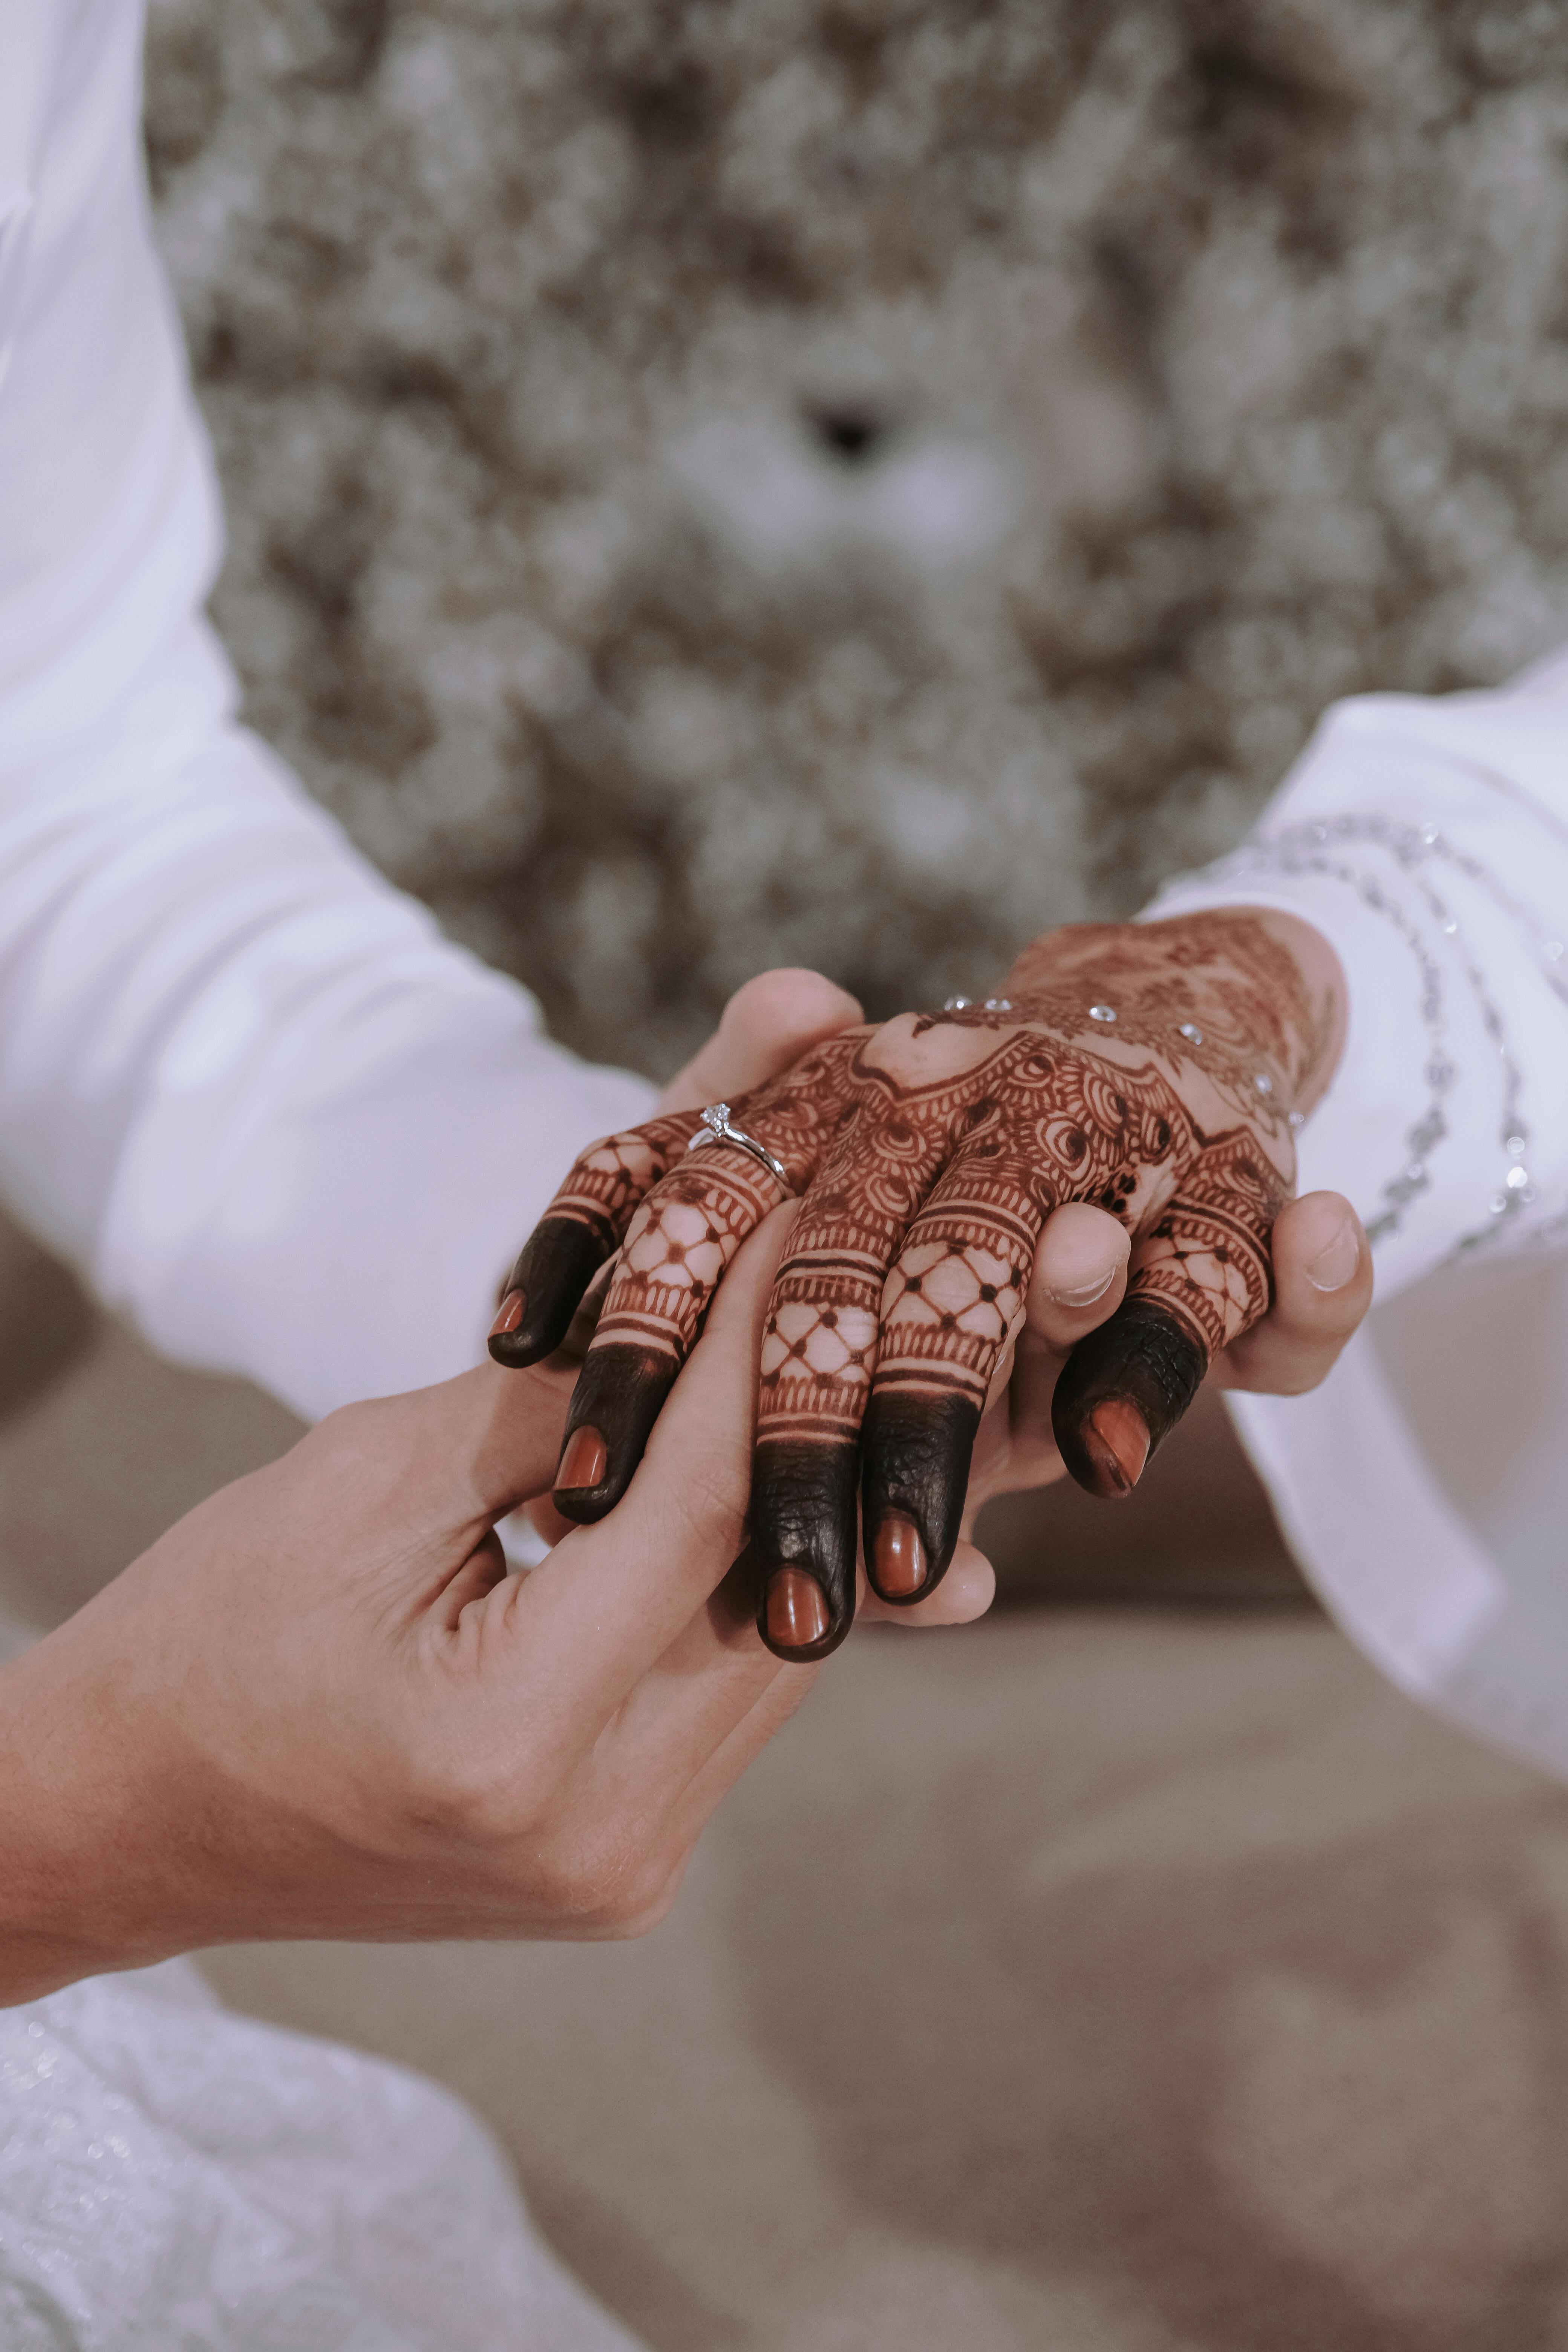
<box><xmin>1145</xmin><ymin>671</ymin><xmax>1568</xmax><ymax>1293</ymax></box>
<box><xmin>0</xmin><ymin>0</ymin><xmax>654</xmax><ymax>1424</ymax></box>
<box><xmin>1143</xmin><ymin>654</ymin><xmax>1568</xmax><ymax>1778</ymax></box>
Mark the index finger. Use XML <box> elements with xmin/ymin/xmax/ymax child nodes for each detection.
<box><xmin>488</xmin><ymin>1108</ymin><xmax>705</xmax><ymax>1367</ymax></box>
<box><xmin>504</xmin><ymin>1201</ymin><xmax>799</xmax><ymax>1722</ymax></box>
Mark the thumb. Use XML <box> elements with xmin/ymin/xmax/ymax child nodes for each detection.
<box><xmin>371</xmin><ymin>1358</ymin><xmax>576</xmax><ymax>1543</ymax></box>
<box><xmin>658</xmin><ymin>969</ymin><xmax>863</xmax><ymax>1113</ymax></box>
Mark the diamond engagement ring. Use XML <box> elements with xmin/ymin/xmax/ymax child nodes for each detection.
<box><xmin>686</xmin><ymin>1102</ymin><xmax>793</xmax><ymax>1193</ymax></box>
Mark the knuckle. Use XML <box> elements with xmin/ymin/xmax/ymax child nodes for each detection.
<box><xmin>729</xmin><ymin>966</ymin><xmax>859</xmax><ymax>1041</ymax></box>
<box><xmin>533</xmin><ymin>1833</ymin><xmax>675</xmax><ymax>1938</ymax></box>
<box><xmin>310</xmin><ymin>1395</ymin><xmax>384</xmax><ymax>1456</ymax></box>
<box><xmin>399</xmin><ymin>1732</ymin><xmax>545</xmax><ymax>1850</ymax></box>
<box><xmin>611</xmin><ymin>1871</ymin><xmax>681</xmax><ymax>1940</ymax></box>
<box><xmin>372</xmin><ymin>1739</ymin><xmax>691</xmax><ymax>1936</ymax></box>
<box><xmin>593</xmin><ymin>1852</ymin><xmax>679</xmax><ymax>1939</ymax></box>
<box><xmin>299</xmin><ymin>1395</ymin><xmax>411</xmax><ymax>1499</ymax></box>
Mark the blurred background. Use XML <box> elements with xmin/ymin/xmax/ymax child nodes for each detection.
<box><xmin>11</xmin><ymin>8</ymin><xmax>1568</xmax><ymax>2344</ymax></box>
<box><xmin>144</xmin><ymin>0</ymin><xmax>1568</xmax><ymax>1079</ymax></box>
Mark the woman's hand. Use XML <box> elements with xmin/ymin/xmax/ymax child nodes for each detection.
<box><xmin>0</xmin><ymin>1204</ymin><xmax>993</xmax><ymax>2005</ymax></box>
<box><xmin>492</xmin><ymin>913</ymin><xmax>1355</xmax><ymax>1661</ymax></box>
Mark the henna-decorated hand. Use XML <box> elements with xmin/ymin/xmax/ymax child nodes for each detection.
<box><xmin>492</xmin><ymin>914</ymin><xmax>1351</xmax><ymax>1661</ymax></box>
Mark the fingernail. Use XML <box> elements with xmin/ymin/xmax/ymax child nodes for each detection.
<box><xmin>1049</xmin><ymin>1264</ymin><xmax>1118</xmax><ymax>1309</ymax></box>
<box><xmin>872</xmin><ymin>1516</ymin><xmax>926</xmax><ymax>1598</ymax></box>
<box><xmin>556</xmin><ymin>1424</ymin><xmax>608</xmax><ymax>1493</ymax></box>
<box><xmin>1086</xmin><ymin>1399</ymin><xmax>1149</xmax><ymax>1494</ymax></box>
<box><xmin>490</xmin><ymin>1288</ymin><xmax>526</xmax><ymax>1338</ymax></box>
<box><xmin>1305</xmin><ymin>1218</ymin><xmax>1360</xmax><ymax>1292</ymax></box>
<box><xmin>764</xmin><ymin>1568</ymin><xmax>829</xmax><ymax>1649</ymax></box>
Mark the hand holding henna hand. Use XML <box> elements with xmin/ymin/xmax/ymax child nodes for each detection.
<box><xmin>492</xmin><ymin>913</ymin><xmax>1349</xmax><ymax>1661</ymax></box>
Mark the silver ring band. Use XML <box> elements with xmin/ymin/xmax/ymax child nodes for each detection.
<box><xmin>686</xmin><ymin>1102</ymin><xmax>793</xmax><ymax>1193</ymax></box>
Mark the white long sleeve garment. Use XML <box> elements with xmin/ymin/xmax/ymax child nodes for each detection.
<box><xmin>0</xmin><ymin>7</ymin><xmax>653</xmax><ymax>2345</ymax></box>
<box><xmin>1147</xmin><ymin>647</ymin><xmax>1568</xmax><ymax>1778</ymax></box>
<box><xmin>0</xmin><ymin>0</ymin><xmax>655</xmax><ymax>1426</ymax></box>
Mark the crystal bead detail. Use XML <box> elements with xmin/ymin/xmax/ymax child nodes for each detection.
<box><xmin>1506</xmin><ymin>1164</ymin><xmax>1530</xmax><ymax>1190</ymax></box>
<box><xmin>1089</xmin><ymin>1005</ymin><xmax>1117</xmax><ymax>1023</ymax></box>
<box><xmin>1254</xmin><ymin>1073</ymin><xmax>1274</xmax><ymax>1095</ymax></box>
<box><xmin>983</xmin><ymin>998</ymin><xmax>1014</xmax><ymax>1012</ymax></box>
<box><xmin>1178</xmin><ymin>1023</ymin><xmax>1203</xmax><ymax>1044</ymax></box>
<box><xmin>942</xmin><ymin>996</ymin><xmax>971</xmax><ymax>1012</ymax></box>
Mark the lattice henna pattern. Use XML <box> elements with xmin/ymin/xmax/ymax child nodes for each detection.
<box><xmin>754</xmin><ymin>1036</ymin><xmax>1282</xmax><ymax>1453</ymax></box>
<box><xmin>493</xmin><ymin>910</ymin><xmax>1318</xmax><ymax>1660</ymax></box>
<box><xmin>527</xmin><ymin>1112</ymin><xmax>706</xmax><ymax>1247</ymax></box>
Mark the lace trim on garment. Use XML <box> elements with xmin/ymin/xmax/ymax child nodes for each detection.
<box><xmin>1190</xmin><ymin>813</ymin><xmax>1568</xmax><ymax>1257</ymax></box>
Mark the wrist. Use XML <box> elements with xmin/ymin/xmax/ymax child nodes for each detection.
<box><xmin>1240</xmin><ymin>907</ymin><xmax>1348</xmax><ymax>1113</ymax></box>
<box><xmin>999</xmin><ymin>908</ymin><xmax>1348</xmax><ymax>1116</ymax></box>
<box><xmin>0</xmin><ymin>1611</ymin><xmax>190</xmax><ymax>2000</ymax></box>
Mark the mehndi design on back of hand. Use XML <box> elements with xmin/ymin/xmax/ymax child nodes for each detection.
<box><xmin>491</xmin><ymin>912</ymin><xmax>1338</xmax><ymax>1661</ymax></box>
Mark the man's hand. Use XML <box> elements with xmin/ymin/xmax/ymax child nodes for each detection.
<box><xmin>0</xmin><ymin>1203</ymin><xmax>994</xmax><ymax>2006</ymax></box>
<box><xmin>492</xmin><ymin>917</ymin><xmax>1361</xmax><ymax>1659</ymax></box>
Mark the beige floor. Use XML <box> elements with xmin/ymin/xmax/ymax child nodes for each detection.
<box><xmin>7</xmin><ymin>1211</ymin><xmax>1568</xmax><ymax>2350</ymax></box>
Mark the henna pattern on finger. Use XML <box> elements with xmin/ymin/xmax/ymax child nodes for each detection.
<box><xmin>750</xmin><ymin>1084</ymin><xmax>958</xmax><ymax>1651</ymax></box>
<box><xmin>553</xmin><ymin>1040</ymin><xmax>877</xmax><ymax>1522</ymax></box>
<box><xmin>553</xmin><ymin>1152</ymin><xmax>796</xmax><ymax>1521</ymax></box>
<box><xmin>489</xmin><ymin>1110</ymin><xmax>706</xmax><ymax>1366</ymax></box>
<box><xmin>1130</xmin><ymin>1131</ymin><xmax>1287</xmax><ymax>1361</ymax></box>
<box><xmin>747</xmin><ymin>1033</ymin><xmax>1260</xmax><ymax>1642</ymax></box>
<box><xmin>1050</xmin><ymin>1132</ymin><xmax>1288</xmax><ymax>1501</ymax></box>
<box><xmin>851</xmin><ymin>1051</ymin><xmax>1216</xmax><ymax>1605</ymax></box>
<box><xmin>494</xmin><ymin>914</ymin><xmax>1320</xmax><ymax>1648</ymax></box>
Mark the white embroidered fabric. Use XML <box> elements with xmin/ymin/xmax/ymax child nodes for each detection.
<box><xmin>0</xmin><ymin>1954</ymin><xmax>643</xmax><ymax>2352</ymax></box>
<box><xmin>1145</xmin><ymin>658</ymin><xmax>1568</xmax><ymax>1778</ymax></box>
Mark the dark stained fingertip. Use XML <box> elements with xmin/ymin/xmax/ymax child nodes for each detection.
<box><xmin>488</xmin><ymin>1219</ymin><xmax>612</xmax><ymax>1367</ymax></box>
<box><xmin>1052</xmin><ymin>1295</ymin><xmax>1206</xmax><ymax>1501</ymax></box>
<box><xmin>551</xmin><ymin>1343</ymin><xmax>679</xmax><ymax>1524</ymax></box>
<box><xmin>752</xmin><ymin>1436</ymin><xmax>860</xmax><ymax>1660</ymax></box>
<box><xmin>860</xmin><ymin>1389</ymin><xmax>980</xmax><ymax>1606</ymax></box>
